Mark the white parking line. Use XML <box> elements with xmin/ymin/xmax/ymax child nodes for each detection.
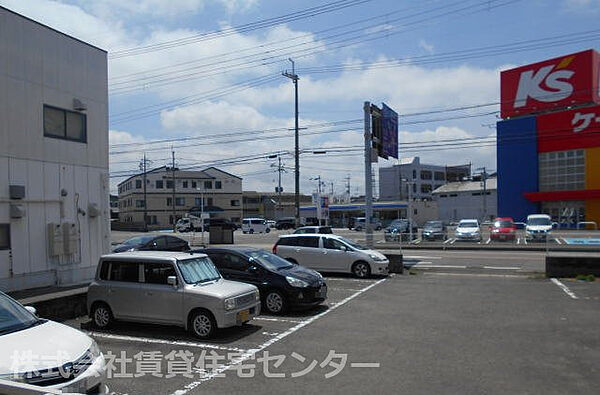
<box><xmin>483</xmin><ymin>266</ymin><xmax>521</xmax><ymax>270</ymax></box>
<box><xmin>443</xmin><ymin>238</ymin><xmax>452</xmax><ymax>245</ymax></box>
<box><xmin>554</xmin><ymin>238</ymin><xmax>562</xmax><ymax>245</ymax></box>
<box><xmin>485</xmin><ymin>238</ymin><xmax>491</xmax><ymax>245</ymax></box>
<box><xmin>413</xmin><ymin>264</ymin><xmax>467</xmax><ymax>269</ymax></box>
<box><xmin>412</xmin><ymin>238</ymin><xmax>421</xmax><ymax>244</ymax></box>
<box><xmin>405</xmin><ymin>255</ymin><xmax>442</xmax><ymax>260</ymax></box>
<box><xmin>523</xmin><ymin>238</ymin><xmax>528</xmax><ymax>245</ymax></box>
<box><xmin>253</xmin><ymin>317</ymin><xmax>303</xmax><ymax>324</ymax></box>
<box><xmin>550</xmin><ymin>278</ymin><xmax>578</xmax><ymax>299</ymax></box>
<box><xmin>171</xmin><ymin>276</ymin><xmax>390</xmax><ymax>394</ymax></box>
<box><xmin>87</xmin><ymin>332</ymin><xmax>245</xmax><ymax>352</ymax></box>
<box><xmin>449</xmin><ymin>238</ymin><xmax>456</xmax><ymax>245</ymax></box>
<box><xmin>329</xmin><ymin>287</ymin><xmax>368</xmax><ymax>292</ymax></box>
<box><xmin>516</xmin><ymin>238</ymin><xmax>520</xmax><ymax>245</ymax></box>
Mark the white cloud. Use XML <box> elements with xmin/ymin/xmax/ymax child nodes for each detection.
<box><xmin>419</xmin><ymin>39</ymin><xmax>434</xmax><ymax>55</ymax></box>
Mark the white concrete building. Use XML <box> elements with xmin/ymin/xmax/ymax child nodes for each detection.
<box><xmin>432</xmin><ymin>178</ymin><xmax>497</xmax><ymax>223</ymax></box>
<box><xmin>118</xmin><ymin>167</ymin><xmax>243</xmax><ymax>228</ymax></box>
<box><xmin>0</xmin><ymin>7</ymin><xmax>109</xmax><ymax>291</ymax></box>
<box><xmin>379</xmin><ymin>157</ymin><xmax>471</xmax><ymax>201</ymax></box>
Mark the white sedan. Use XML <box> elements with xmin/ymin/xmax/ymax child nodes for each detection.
<box><xmin>0</xmin><ymin>291</ymin><xmax>108</xmax><ymax>393</ymax></box>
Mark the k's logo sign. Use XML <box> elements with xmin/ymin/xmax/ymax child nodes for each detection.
<box><xmin>500</xmin><ymin>49</ymin><xmax>600</xmax><ymax>119</ymax></box>
<box><xmin>514</xmin><ymin>57</ymin><xmax>575</xmax><ymax>108</ymax></box>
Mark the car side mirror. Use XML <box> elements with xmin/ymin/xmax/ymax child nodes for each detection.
<box><xmin>25</xmin><ymin>306</ymin><xmax>37</xmax><ymax>316</ymax></box>
<box><xmin>167</xmin><ymin>276</ymin><xmax>178</xmax><ymax>287</ymax></box>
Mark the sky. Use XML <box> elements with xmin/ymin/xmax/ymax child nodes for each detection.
<box><xmin>2</xmin><ymin>0</ymin><xmax>599</xmax><ymax>197</ymax></box>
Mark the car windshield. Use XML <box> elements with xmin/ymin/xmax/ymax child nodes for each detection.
<box><xmin>338</xmin><ymin>237</ymin><xmax>368</xmax><ymax>250</ymax></box>
<box><xmin>122</xmin><ymin>236</ymin><xmax>154</xmax><ymax>246</ymax></box>
<box><xmin>0</xmin><ymin>292</ymin><xmax>39</xmax><ymax>335</ymax></box>
<box><xmin>528</xmin><ymin>218</ymin><xmax>551</xmax><ymax>226</ymax></box>
<box><xmin>425</xmin><ymin>221</ymin><xmax>442</xmax><ymax>229</ymax></box>
<box><xmin>459</xmin><ymin>221</ymin><xmax>478</xmax><ymax>228</ymax></box>
<box><xmin>177</xmin><ymin>257</ymin><xmax>221</xmax><ymax>284</ymax></box>
<box><xmin>494</xmin><ymin>220</ymin><xmax>513</xmax><ymax>228</ymax></box>
<box><xmin>247</xmin><ymin>250</ymin><xmax>294</xmax><ymax>271</ymax></box>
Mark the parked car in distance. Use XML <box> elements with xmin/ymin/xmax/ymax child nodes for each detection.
<box><xmin>422</xmin><ymin>220</ymin><xmax>446</xmax><ymax>241</ymax></box>
<box><xmin>525</xmin><ymin>214</ymin><xmax>553</xmax><ymax>241</ymax></box>
<box><xmin>455</xmin><ymin>219</ymin><xmax>482</xmax><ymax>241</ymax></box>
<box><xmin>198</xmin><ymin>247</ymin><xmax>327</xmax><ymax>314</ymax></box>
<box><xmin>384</xmin><ymin>219</ymin><xmax>418</xmax><ymax>241</ymax></box>
<box><xmin>0</xmin><ymin>291</ymin><xmax>108</xmax><ymax>393</ymax></box>
<box><xmin>353</xmin><ymin>217</ymin><xmax>383</xmax><ymax>231</ymax></box>
<box><xmin>112</xmin><ymin>235</ymin><xmax>190</xmax><ymax>253</ymax></box>
<box><xmin>87</xmin><ymin>251</ymin><xmax>261</xmax><ymax>339</ymax></box>
<box><xmin>294</xmin><ymin>226</ymin><xmax>333</xmax><ymax>234</ymax></box>
<box><xmin>241</xmin><ymin>218</ymin><xmax>270</xmax><ymax>234</ymax></box>
<box><xmin>273</xmin><ymin>234</ymin><xmax>389</xmax><ymax>278</ymax></box>
<box><xmin>490</xmin><ymin>217</ymin><xmax>517</xmax><ymax>241</ymax></box>
<box><xmin>266</xmin><ymin>220</ymin><xmax>276</xmax><ymax>228</ymax></box>
<box><xmin>275</xmin><ymin>217</ymin><xmax>299</xmax><ymax>230</ymax></box>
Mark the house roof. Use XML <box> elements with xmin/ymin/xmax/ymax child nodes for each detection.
<box><xmin>432</xmin><ymin>178</ymin><xmax>497</xmax><ymax>194</ymax></box>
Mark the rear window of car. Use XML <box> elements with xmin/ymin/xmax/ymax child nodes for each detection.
<box><xmin>296</xmin><ymin>236</ymin><xmax>319</xmax><ymax>248</ymax></box>
<box><xmin>320</xmin><ymin>227</ymin><xmax>333</xmax><ymax>234</ymax></box>
<box><xmin>99</xmin><ymin>261</ymin><xmax>110</xmax><ymax>280</ymax></box>
<box><xmin>109</xmin><ymin>261</ymin><xmax>139</xmax><ymax>282</ymax></box>
<box><xmin>277</xmin><ymin>237</ymin><xmax>298</xmax><ymax>246</ymax></box>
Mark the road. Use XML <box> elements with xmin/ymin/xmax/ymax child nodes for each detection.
<box><xmin>63</xmin><ymin>270</ymin><xmax>600</xmax><ymax>394</ymax></box>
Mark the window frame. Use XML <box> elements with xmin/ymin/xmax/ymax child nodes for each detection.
<box><xmin>0</xmin><ymin>224</ymin><xmax>10</xmax><ymax>250</ymax></box>
<box><xmin>43</xmin><ymin>104</ymin><xmax>87</xmax><ymax>143</ymax></box>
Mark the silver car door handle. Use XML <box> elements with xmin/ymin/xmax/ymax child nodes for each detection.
<box><xmin>295</xmin><ymin>248</ymin><xmax>301</xmax><ymax>252</ymax></box>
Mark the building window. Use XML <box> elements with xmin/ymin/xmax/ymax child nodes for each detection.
<box><xmin>231</xmin><ymin>200</ymin><xmax>240</xmax><ymax>207</ymax></box>
<box><xmin>421</xmin><ymin>184</ymin><xmax>432</xmax><ymax>194</ymax></box>
<box><xmin>166</xmin><ymin>180</ymin><xmax>174</xmax><ymax>189</ymax></box>
<box><xmin>195</xmin><ymin>197</ymin><xmax>203</xmax><ymax>207</ymax></box>
<box><xmin>215</xmin><ymin>181</ymin><xmax>222</xmax><ymax>189</ymax></box>
<box><xmin>413</xmin><ymin>209</ymin><xmax>418</xmax><ymax>215</ymax></box>
<box><xmin>156</xmin><ymin>180</ymin><xmax>163</xmax><ymax>189</ymax></box>
<box><xmin>207</xmin><ymin>198</ymin><xmax>213</xmax><ymax>206</ymax></box>
<box><xmin>204</xmin><ymin>181</ymin><xmax>213</xmax><ymax>189</ymax></box>
<box><xmin>43</xmin><ymin>105</ymin><xmax>86</xmax><ymax>143</ymax></box>
<box><xmin>539</xmin><ymin>149</ymin><xmax>585</xmax><ymax>192</ymax></box>
<box><xmin>135</xmin><ymin>180</ymin><xmax>142</xmax><ymax>189</ymax></box>
<box><xmin>166</xmin><ymin>197</ymin><xmax>172</xmax><ymax>206</ymax></box>
<box><xmin>412</xmin><ymin>184</ymin><xmax>417</xmax><ymax>193</ymax></box>
<box><xmin>420</xmin><ymin>170</ymin><xmax>432</xmax><ymax>180</ymax></box>
<box><xmin>183</xmin><ymin>181</ymin><xmax>188</xmax><ymax>188</ymax></box>
<box><xmin>175</xmin><ymin>197</ymin><xmax>185</xmax><ymax>206</ymax></box>
<box><xmin>192</xmin><ymin>181</ymin><xmax>197</xmax><ymax>189</ymax></box>
<box><xmin>434</xmin><ymin>171</ymin><xmax>445</xmax><ymax>181</ymax></box>
<box><xmin>412</xmin><ymin>170</ymin><xmax>417</xmax><ymax>179</ymax></box>
<box><xmin>0</xmin><ymin>224</ymin><xmax>10</xmax><ymax>250</ymax></box>
<box><xmin>440</xmin><ymin>194</ymin><xmax>447</xmax><ymax>198</ymax></box>
<box><xmin>135</xmin><ymin>200</ymin><xmax>145</xmax><ymax>208</ymax></box>
<box><xmin>149</xmin><ymin>216</ymin><xmax>158</xmax><ymax>225</ymax></box>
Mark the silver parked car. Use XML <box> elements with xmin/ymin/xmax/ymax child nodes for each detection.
<box><xmin>273</xmin><ymin>234</ymin><xmax>389</xmax><ymax>278</ymax></box>
<box><xmin>87</xmin><ymin>251</ymin><xmax>261</xmax><ymax>339</ymax></box>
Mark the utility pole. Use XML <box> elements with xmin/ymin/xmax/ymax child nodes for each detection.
<box><xmin>364</xmin><ymin>101</ymin><xmax>374</xmax><ymax>248</ymax></box>
<box><xmin>139</xmin><ymin>153</ymin><xmax>150</xmax><ymax>232</ymax></box>
<box><xmin>330</xmin><ymin>182</ymin><xmax>334</xmax><ymax>197</ymax></box>
<box><xmin>277</xmin><ymin>156</ymin><xmax>282</xmax><ymax>216</ymax></box>
<box><xmin>345</xmin><ymin>175</ymin><xmax>351</xmax><ymax>203</ymax></box>
<box><xmin>283</xmin><ymin>58</ymin><xmax>300</xmax><ymax>227</ymax></box>
<box><xmin>477</xmin><ymin>166</ymin><xmax>488</xmax><ymax>222</ymax></box>
<box><xmin>171</xmin><ymin>149</ymin><xmax>176</xmax><ymax>231</ymax></box>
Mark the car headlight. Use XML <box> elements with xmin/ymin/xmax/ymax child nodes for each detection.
<box><xmin>224</xmin><ymin>297</ymin><xmax>236</xmax><ymax>310</ymax></box>
<box><xmin>89</xmin><ymin>340</ymin><xmax>102</xmax><ymax>360</ymax></box>
<box><xmin>254</xmin><ymin>289</ymin><xmax>260</xmax><ymax>301</ymax></box>
<box><xmin>492</xmin><ymin>229</ymin><xmax>499</xmax><ymax>233</ymax></box>
<box><xmin>286</xmin><ymin>276</ymin><xmax>309</xmax><ymax>288</ymax></box>
<box><xmin>369</xmin><ymin>253</ymin><xmax>385</xmax><ymax>261</ymax></box>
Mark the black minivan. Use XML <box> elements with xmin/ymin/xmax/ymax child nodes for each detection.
<box><xmin>197</xmin><ymin>247</ymin><xmax>327</xmax><ymax>314</ymax></box>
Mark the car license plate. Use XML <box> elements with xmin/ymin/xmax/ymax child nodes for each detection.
<box><xmin>237</xmin><ymin>309</ymin><xmax>250</xmax><ymax>322</ymax></box>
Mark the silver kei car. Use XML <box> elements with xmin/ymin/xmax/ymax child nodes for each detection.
<box><xmin>87</xmin><ymin>251</ymin><xmax>261</xmax><ymax>339</ymax></box>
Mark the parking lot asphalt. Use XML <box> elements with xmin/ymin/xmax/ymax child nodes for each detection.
<box><xmin>63</xmin><ymin>271</ymin><xmax>600</xmax><ymax>394</ymax></box>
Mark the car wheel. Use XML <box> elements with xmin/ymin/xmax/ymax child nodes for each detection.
<box><xmin>250</xmin><ymin>229</ymin><xmax>254</xmax><ymax>234</ymax></box>
<box><xmin>189</xmin><ymin>310</ymin><xmax>216</xmax><ymax>339</ymax></box>
<box><xmin>91</xmin><ymin>302</ymin><xmax>113</xmax><ymax>329</ymax></box>
<box><xmin>264</xmin><ymin>290</ymin><xmax>287</xmax><ymax>314</ymax></box>
<box><xmin>352</xmin><ymin>261</ymin><xmax>371</xmax><ymax>278</ymax></box>
<box><xmin>265</xmin><ymin>227</ymin><xmax>270</xmax><ymax>233</ymax></box>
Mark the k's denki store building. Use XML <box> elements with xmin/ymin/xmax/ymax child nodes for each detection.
<box><xmin>497</xmin><ymin>49</ymin><xmax>600</xmax><ymax>226</ymax></box>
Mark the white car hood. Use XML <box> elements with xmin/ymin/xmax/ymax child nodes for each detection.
<box><xmin>361</xmin><ymin>249</ymin><xmax>387</xmax><ymax>260</ymax></box>
<box><xmin>457</xmin><ymin>227</ymin><xmax>479</xmax><ymax>233</ymax></box>
<box><xmin>0</xmin><ymin>320</ymin><xmax>92</xmax><ymax>374</ymax></box>
<box><xmin>188</xmin><ymin>278</ymin><xmax>257</xmax><ymax>299</ymax></box>
<box><xmin>527</xmin><ymin>225</ymin><xmax>552</xmax><ymax>231</ymax></box>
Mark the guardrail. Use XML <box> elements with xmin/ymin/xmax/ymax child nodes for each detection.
<box><xmin>0</xmin><ymin>378</ymin><xmax>83</xmax><ymax>394</ymax></box>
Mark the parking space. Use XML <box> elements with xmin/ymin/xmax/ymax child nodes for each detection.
<box><xmin>63</xmin><ymin>274</ymin><xmax>388</xmax><ymax>395</ymax></box>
